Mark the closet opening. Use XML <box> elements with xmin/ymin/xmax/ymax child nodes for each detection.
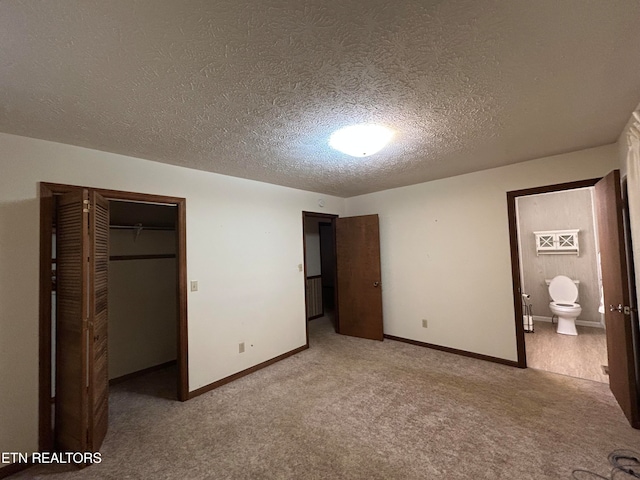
<box><xmin>107</xmin><ymin>200</ymin><xmax>178</xmax><ymax>395</ymax></box>
<box><xmin>39</xmin><ymin>182</ymin><xmax>188</xmax><ymax>453</ymax></box>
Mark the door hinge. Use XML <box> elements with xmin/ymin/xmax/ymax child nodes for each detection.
<box><xmin>83</xmin><ymin>199</ymin><xmax>91</xmax><ymax>213</ymax></box>
<box><xmin>623</xmin><ymin>306</ymin><xmax>637</xmax><ymax>315</ymax></box>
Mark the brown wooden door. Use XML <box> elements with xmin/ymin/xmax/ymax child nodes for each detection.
<box><xmin>336</xmin><ymin>214</ymin><xmax>383</xmax><ymax>340</ymax></box>
<box><xmin>594</xmin><ymin>170</ymin><xmax>639</xmax><ymax>428</ymax></box>
<box><xmin>55</xmin><ymin>189</ymin><xmax>110</xmax><ymax>453</ymax></box>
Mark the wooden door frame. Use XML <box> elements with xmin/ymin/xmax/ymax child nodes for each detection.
<box><xmin>39</xmin><ymin>182</ymin><xmax>189</xmax><ymax>452</ymax></box>
<box><xmin>506</xmin><ymin>177</ymin><xmax>601</xmax><ymax>368</ymax></box>
<box><xmin>318</xmin><ymin>221</ymin><xmax>334</xmax><ymax>303</ymax></box>
<box><xmin>302</xmin><ymin>211</ymin><xmax>339</xmax><ymax>345</ymax></box>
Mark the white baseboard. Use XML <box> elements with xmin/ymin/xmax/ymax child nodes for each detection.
<box><xmin>532</xmin><ymin>315</ymin><xmax>604</xmax><ymax>329</ymax></box>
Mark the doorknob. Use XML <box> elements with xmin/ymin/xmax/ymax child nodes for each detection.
<box><xmin>373</xmin><ymin>282</ymin><xmax>380</xmax><ymax>287</ymax></box>
<box><xmin>609</xmin><ymin>304</ymin><xmax>623</xmax><ymax>313</ymax></box>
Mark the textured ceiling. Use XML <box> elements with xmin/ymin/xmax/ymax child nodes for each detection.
<box><xmin>1</xmin><ymin>1</ymin><xmax>640</xmax><ymax>197</ymax></box>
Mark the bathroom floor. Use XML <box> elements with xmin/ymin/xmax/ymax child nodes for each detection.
<box><xmin>525</xmin><ymin>320</ymin><xmax>609</xmax><ymax>383</ymax></box>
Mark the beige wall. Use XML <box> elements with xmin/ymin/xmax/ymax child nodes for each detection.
<box><xmin>0</xmin><ymin>132</ymin><xmax>344</xmax><ymax>457</ymax></box>
<box><xmin>344</xmin><ymin>144</ymin><xmax>618</xmax><ymax>361</ymax></box>
<box><xmin>108</xmin><ymin>229</ymin><xmax>177</xmax><ymax>379</ymax></box>
<box><xmin>516</xmin><ymin>189</ymin><xmax>602</xmax><ymax>324</ymax></box>
<box><xmin>0</xmin><ymin>131</ymin><xmax>622</xmax><ymax>459</ymax></box>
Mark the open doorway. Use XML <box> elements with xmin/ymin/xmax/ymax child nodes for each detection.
<box><xmin>514</xmin><ymin>186</ymin><xmax>608</xmax><ymax>383</ymax></box>
<box><xmin>39</xmin><ymin>183</ymin><xmax>188</xmax><ymax>453</ymax></box>
<box><xmin>508</xmin><ymin>171</ymin><xmax>640</xmax><ymax>428</ymax></box>
<box><xmin>302</xmin><ymin>211</ymin><xmax>385</xmax><ymax>344</ymax></box>
<box><xmin>302</xmin><ymin>212</ymin><xmax>339</xmax><ymax>340</ymax></box>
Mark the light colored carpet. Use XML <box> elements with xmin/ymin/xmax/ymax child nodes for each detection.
<box><xmin>525</xmin><ymin>320</ymin><xmax>609</xmax><ymax>384</ymax></box>
<box><xmin>13</xmin><ymin>316</ymin><xmax>640</xmax><ymax>479</ymax></box>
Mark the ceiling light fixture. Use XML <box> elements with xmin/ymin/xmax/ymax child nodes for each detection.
<box><xmin>329</xmin><ymin>124</ymin><xmax>394</xmax><ymax>157</ymax></box>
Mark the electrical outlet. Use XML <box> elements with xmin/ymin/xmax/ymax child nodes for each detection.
<box><xmin>239</xmin><ymin>342</ymin><xmax>245</xmax><ymax>354</ymax></box>
<box><xmin>190</xmin><ymin>280</ymin><xmax>198</xmax><ymax>292</ymax></box>
<box><xmin>422</xmin><ymin>319</ymin><xmax>428</xmax><ymax>328</ymax></box>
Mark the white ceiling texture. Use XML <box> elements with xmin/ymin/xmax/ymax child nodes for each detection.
<box><xmin>1</xmin><ymin>1</ymin><xmax>640</xmax><ymax>197</ymax></box>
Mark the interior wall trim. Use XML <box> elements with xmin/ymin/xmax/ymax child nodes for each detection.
<box><xmin>188</xmin><ymin>345</ymin><xmax>308</xmax><ymax>399</ymax></box>
<box><xmin>109</xmin><ymin>360</ymin><xmax>178</xmax><ymax>385</ymax></box>
<box><xmin>384</xmin><ymin>334</ymin><xmax>520</xmax><ymax>368</ymax></box>
<box><xmin>532</xmin><ymin>315</ymin><xmax>604</xmax><ymax>329</ymax></box>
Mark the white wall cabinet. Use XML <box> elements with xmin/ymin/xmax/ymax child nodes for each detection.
<box><xmin>533</xmin><ymin>229</ymin><xmax>579</xmax><ymax>256</ymax></box>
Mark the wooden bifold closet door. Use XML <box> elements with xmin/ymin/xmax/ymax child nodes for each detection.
<box><xmin>55</xmin><ymin>189</ymin><xmax>109</xmax><ymax>453</ymax></box>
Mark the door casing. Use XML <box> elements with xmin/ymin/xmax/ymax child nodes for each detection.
<box><xmin>39</xmin><ymin>182</ymin><xmax>189</xmax><ymax>452</ymax></box>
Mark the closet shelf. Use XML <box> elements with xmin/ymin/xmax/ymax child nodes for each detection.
<box><xmin>110</xmin><ymin>224</ymin><xmax>175</xmax><ymax>231</ymax></box>
<box><xmin>109</xmin><ymin>254</ymin><xmax>176</xmax><ymax>261</ymax></box>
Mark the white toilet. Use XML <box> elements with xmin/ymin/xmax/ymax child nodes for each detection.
<box><xmin>548</xmin><ymin>275</ymin><xmax>582</xmax><ymax>336</ymax></box>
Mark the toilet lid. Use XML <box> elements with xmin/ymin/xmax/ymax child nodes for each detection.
<box><xmin>549</xmin><ymin>275</ymin><xmax>578</xmax><ymax>302</ymax></box>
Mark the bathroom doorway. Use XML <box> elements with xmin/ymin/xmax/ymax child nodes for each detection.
<box><xmin>508</xmin><ymin>171</ymin><xmax>640</xmax><ymax>428</ymax></box>
<box><xmin>513</xmin><ymin>184</ymin><xmax>608</xmax><ymax>383</ymax></box>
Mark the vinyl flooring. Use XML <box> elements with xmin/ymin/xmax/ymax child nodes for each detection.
<box><xmin>525</xmin><ymin>320</ymin><xmax>609</xmax><ymax>383</ymax></box>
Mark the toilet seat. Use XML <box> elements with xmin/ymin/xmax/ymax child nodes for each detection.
<box><xmin>550</xmin><ymin>301</ymin><xmax>580</xmax><ymax>311</ymax></box>
<box><xmin>549</xmin><ymin>275</ymin><xmax>578</xmax><ymax>303</ymax></box>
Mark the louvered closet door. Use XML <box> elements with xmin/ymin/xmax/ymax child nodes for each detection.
<box><xmin>55</xmin><ymin>189</ymin><xmax>110</xmax><ymax>454</ymax></box>
<box><xmin>55</xmin><ymin>190</ymin><xmax>90</xmax><ymax>452</ymax></box>
<box><xmin>89</xmin><ymin>191</ymin><xmax>109</xmax><ymax>450</ymax></box>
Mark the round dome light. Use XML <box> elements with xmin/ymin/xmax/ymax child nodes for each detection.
<box><xmin>329</xmin><ymin>124</ymin><xmax>394</xmax><ymax>157</ymax></box>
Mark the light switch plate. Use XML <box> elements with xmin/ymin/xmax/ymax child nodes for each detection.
<box><xmin>190</xmin><ymin>280</ymin><xmax>198</xmax><ymax>292</ymax></box>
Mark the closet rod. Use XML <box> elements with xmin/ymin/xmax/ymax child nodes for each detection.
<box><xmin>109</xmin><ymin>224</ymin><xmax>175</xmax><ymax>231</ymax></box>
